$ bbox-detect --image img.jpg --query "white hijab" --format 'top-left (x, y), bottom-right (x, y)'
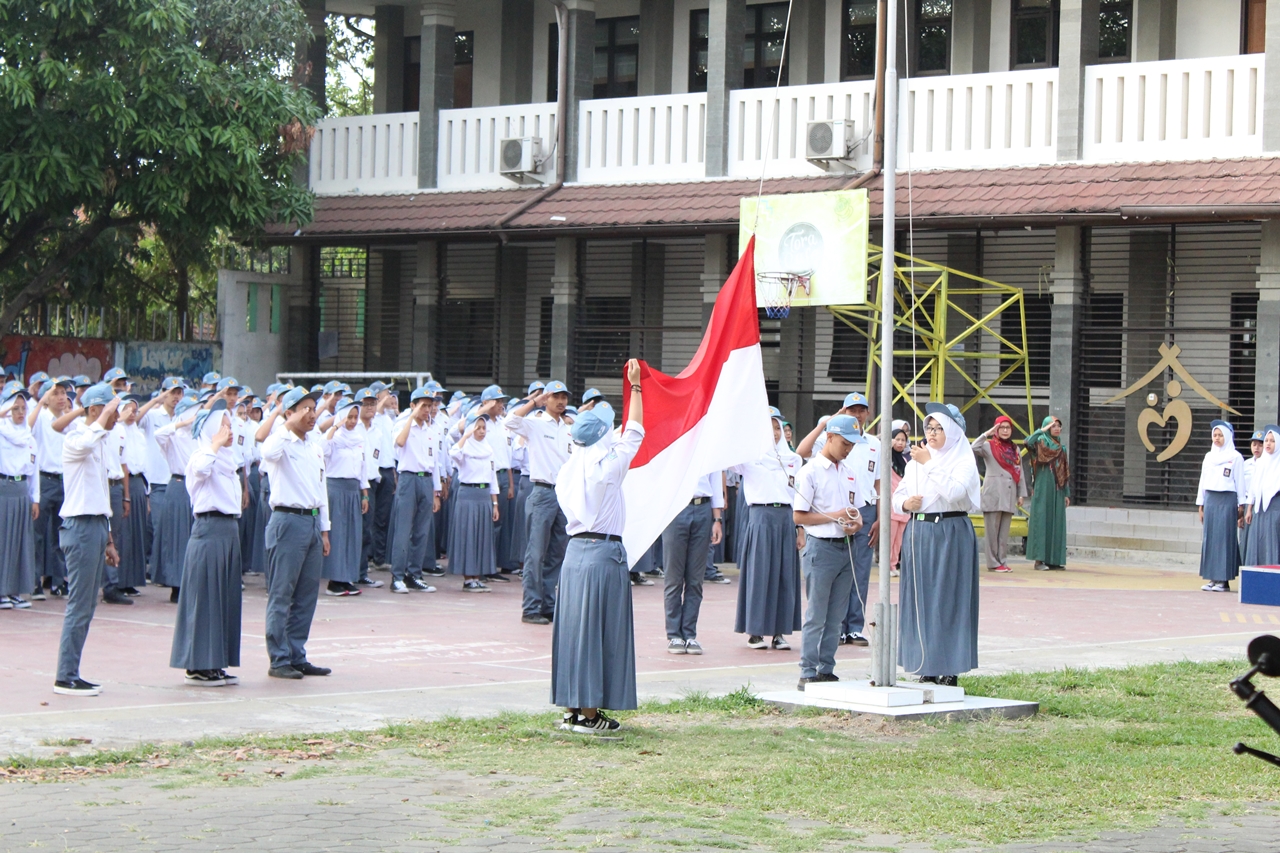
top-left (1252, 426), bottom-right (1280, 511)
top-left (555, 432), bottom-right (616, 532)
top-left (1198, 423), bottom-right (1242, 496)
top-left (911, 409), bottom-right (982, 513)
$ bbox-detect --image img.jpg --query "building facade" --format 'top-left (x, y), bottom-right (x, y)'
top-left (221, 0), bottom-right (1280, 512)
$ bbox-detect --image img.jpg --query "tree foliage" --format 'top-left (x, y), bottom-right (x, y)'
top-left (325, 15), bottom-right (374, 118)
top-left (0, 0), bottom-right (321, 333)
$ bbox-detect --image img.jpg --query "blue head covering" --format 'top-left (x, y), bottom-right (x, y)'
top-left (570, 402), bottom-right (615, 447)
top-left (193, 399), bottom-right (228, 441)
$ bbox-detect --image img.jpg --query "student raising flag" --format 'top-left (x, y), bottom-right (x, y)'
top-left (620, 237), bottom-right (774, 567)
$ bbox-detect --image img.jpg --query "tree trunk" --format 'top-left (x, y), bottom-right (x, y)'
top-left (176, 263), bottom-right (191, 340)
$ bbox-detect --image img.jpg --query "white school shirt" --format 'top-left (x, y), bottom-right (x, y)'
top-left (186, 431), bottom-right (242, 516)
top-left (892, 458), bottom-right (974, 514)
top-left (260, 427), bottom-right (331, 531)
top-left (60, 419), bottom-right (111, 518)
top-left (1244, 455), bottom-right (1259, 504)
top-left (139, 406), bottom-right (172, 486)
top-left (731, 443), bottom-right (802, 505)
top-left (505, 410), bottom-right (572, 484)
top-left (793, 454), bottom-right (861, 539)
top-left (511, 437), bottom-right (528, 473)
top-left (120, 422), bottom-right (149, 478)
top-left (33, 407), bottom-right (66, 474)
top-left (1197, 448), bottom-right (1247, 506)
top-left (104, 425), bottom-right (125, 480)
top-left (0, 417), bottom-right (39, 502)
top-left (692, 472), bottom-right (726, 509)
top-left (396, 417), bottom-right (444, 489)
top-left (556, 422), bottom-right (646, 537)
top-left (155, 420), bottom-right (195, 476)
top-left (846, 441), bottom-right (880, 507)
top-left (326, 422), bottom-right (370, 486)
top-left (486, 417), bottom-right (513, 470)
top-left (371, 412), bottom-right (397, 469)
top-left (450, 438), bottom-right (499, 494)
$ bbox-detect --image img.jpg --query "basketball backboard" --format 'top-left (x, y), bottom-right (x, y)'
top-left (739, 189), bottom-right (869, 313)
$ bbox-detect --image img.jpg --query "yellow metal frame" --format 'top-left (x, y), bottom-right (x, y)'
top-left (828, 244), bottom-right (1037, 438)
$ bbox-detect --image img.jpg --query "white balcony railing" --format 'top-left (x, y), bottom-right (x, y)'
top-left (727, 80), bottom-right (878, 179)
top-left (305, 55), bottom-right (1267, 196)
top-left (900, 69), bottom-right (1058, 170)
top-left (578, 93), bottom-right (707, 183)
top-left (309, 112), bottom-right (420, 195)
top-left (436, 103), bottom-right (559, 190)
top-left (1082, 54), bottom-right (1264, 162)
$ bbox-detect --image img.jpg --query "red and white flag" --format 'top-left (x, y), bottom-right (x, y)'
top-left (620, 237), bottom-right (774, 566)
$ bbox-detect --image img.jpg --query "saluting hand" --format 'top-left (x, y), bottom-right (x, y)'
top-left (211, 417), bottom-right (234, 451)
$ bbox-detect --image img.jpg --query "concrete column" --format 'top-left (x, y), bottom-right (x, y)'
top-left (411, 241), bottom-right (443, 374)
top-left (700, 233), bottom-right (730, 328)
top-left (563, 1), bottom-right (596, 182)
top-left (778, 308), bottom-right (817, 435)
top-left (497, 245), bottom-right (529, 390)
top-left (417, 2), bottom-right (456, 189)
top-left (550, 237), bottom-right (579, 385)
top-left (1133, 0), bottom-right (1176, 62)
top-left (631, 241), bottom-right (666, 364)
top-left (638, 0), bottom-right (675, 95)
top-left (1256, 220), bottom-right (1280, 425)
top-left (705, 0), bottom-right (746, 177)
top-left (951, 0), bottom-right (992, 74)
top-left (1122, 230), bottom-right (1169, 499)
top-left (373, 5), bottom-right (406, 114)
top-left (1049, 226), bottom-right (1088, 453)
top-left (500, 0), bottom-right (536, 105)
top-left (1264, 0), bottom-right (1280, 150)
top-left (298, 0), bottom-right (327, 113)
top-left (1056, 0), bottom-right (1100, 161)
top-left (786, 0), bottom-right (826, 84)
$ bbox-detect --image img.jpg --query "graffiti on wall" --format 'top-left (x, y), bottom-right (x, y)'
top-left (123, 342), bottom-right (221, 393)
top-left (0, 336), bottom-right (111, 384)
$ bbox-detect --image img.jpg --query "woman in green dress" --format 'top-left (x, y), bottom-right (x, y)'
top-left (1025, 415), bottom-right (1070, 570)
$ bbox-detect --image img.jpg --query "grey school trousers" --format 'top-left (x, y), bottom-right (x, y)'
top-left (663, 501), bottom-right (714, 640)
top-left (264, 510), bottom-right (324, 670)
top-left (523, 483), bottom-right (568, 618)
top-left (801, 535), bottom-right (854, 680)
top-left (56, 515), bottom-right (110, 683)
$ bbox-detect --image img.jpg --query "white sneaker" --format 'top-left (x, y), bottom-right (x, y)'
top-left (747, 635), bottom-right (769, 649)
top-left (771, 635), bottom-right (790, 650)
top-left (684, 639), bottom-right (703, 655)
top-left (10, 597), bottom-right (31, 610)
top-left (0, 596), bottom-right (11, 610)
top-left (667, 638), bottom-right (687, 654)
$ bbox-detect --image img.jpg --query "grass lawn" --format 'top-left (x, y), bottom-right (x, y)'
top-left (5, 661), bottom-right (1279, 850)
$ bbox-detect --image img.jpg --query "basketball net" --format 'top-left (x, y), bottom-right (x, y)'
top-left (756, 270), bottom-right (813, 319)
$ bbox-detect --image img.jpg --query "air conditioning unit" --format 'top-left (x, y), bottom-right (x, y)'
top-left (499, 137), bottom-right (544, 183)
top-left (805, 120), bottom-right (857, 167)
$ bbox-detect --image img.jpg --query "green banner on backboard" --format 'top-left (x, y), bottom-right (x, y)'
top-left (739, 189), bottom-right (869, 309)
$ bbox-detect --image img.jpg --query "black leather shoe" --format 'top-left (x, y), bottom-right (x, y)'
top-left (295, 662), bottom-right (331, 676)
top-left (169, 587), bottom-right (180, 603)
top-left (268, 666), bottom-right (303, 679)
top-left (522, 614), bottom-right (551, 625)
top-left (122, 587), bottom-right (141, 596)
top-left (938, 675), bottom-right (959, 687)
top-left (797, 677), bottom-right (817, 692)
top-left (918, 675), bottom-right (939, 684)
top-left (816, 672), bottom-right (840, 682)
top-left (102, 588), bottom-right (133, 605)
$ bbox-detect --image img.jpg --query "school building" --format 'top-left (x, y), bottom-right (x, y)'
top-left (223, 0), bottom-right (1280, 533)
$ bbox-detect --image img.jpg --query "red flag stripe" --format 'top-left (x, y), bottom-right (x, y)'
top-left (623, 237), bottom-right (760, 468)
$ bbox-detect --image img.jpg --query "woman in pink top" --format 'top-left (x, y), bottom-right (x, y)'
top-left (888, 427), bottom-right (911, 576)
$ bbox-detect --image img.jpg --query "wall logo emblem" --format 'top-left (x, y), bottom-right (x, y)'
top-left (1102, 343), bottom-right (1239, 462)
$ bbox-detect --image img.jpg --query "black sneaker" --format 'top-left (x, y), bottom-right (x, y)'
top-left (747, 635), bottom-right (768, 649)
top-left (103, 588), bottom-right (133, 605)
top-left (268, 665), bottom-right (303, 679)
top-left (423, 568), bottom-right (446, 578)
top-left (54, 678), bottom-right (101, 696)
top-left (295, 662), bottom-right (331, 676)
top-left (845, 633), bottom-right (869, 647)
top-left (31, 585), bottom-right (46, 601)
top-left (404, 577), bottom-right (436, 592)
top-left (184, 669), bottom-right (226, 687)
top-left (938, 675), bottom-right (959, 687)
top-left (571, 711), bottom-right (621, 734)
top-left (169, 587), bottom-right (180, 603)
top-left (816, 672), bottom-right (840, 682)
top-left (559, 710), bottom-right (578, 730)
top-left (485, 573), bottom-right (511, 583)
top-left (522, 614), bottom-right (551, 625)
top-left (355, 577), bottom-right (384, 588)
top-left (706, 573), bottom-right (731, 584)
top-left (797, 677), bottom-right (817, 692)
top-left (51, 582), bottom-right (68, 598)
top-left (122, 587), bottom-right (141, 596)
top-left (462, 580), bottom-right (490, 593)
top-left (630, 573), bottom-right (654, 586)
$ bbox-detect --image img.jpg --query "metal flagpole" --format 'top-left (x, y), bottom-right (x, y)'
top-left (871, 0), bottom-right (899, 688)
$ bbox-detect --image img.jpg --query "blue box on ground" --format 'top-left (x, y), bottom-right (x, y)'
top-left (1240, 565), bottom-right (1280, 606)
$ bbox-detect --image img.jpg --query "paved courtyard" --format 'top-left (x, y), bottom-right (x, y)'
top-left (2, 556), bottom-right (1278, 852)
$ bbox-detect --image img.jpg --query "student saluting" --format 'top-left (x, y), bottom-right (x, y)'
top-left (258, 386), bottom-right (333, 680)
top-left (0, 381), bottom-right (38, 611)
top-left (389, 385), bottom-right (444, 594)
top-left (170, 400), bottom-right (243, 686)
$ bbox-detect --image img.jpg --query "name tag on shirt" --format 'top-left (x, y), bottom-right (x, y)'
top-left (30, 454), bottom-right (35, 463)
top-left (787, 475), bottom-right (795, 488)
top-left (373, 449), bottom-right (380, 459)
top-left (238, 435), bottom-right (244, 445)
top-left (868, 460), bottom-right (875, 473)
top-left (1224, 467), bottom-right (1232, 477)
top-left (850, 491), bottom-right (857, 505)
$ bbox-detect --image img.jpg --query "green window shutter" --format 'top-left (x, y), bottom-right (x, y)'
top-left (270, 285), bottom-right (282, 334)
top-left (246, 283), bottom-right (259, 333)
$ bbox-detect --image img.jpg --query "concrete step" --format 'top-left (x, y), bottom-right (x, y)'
top-left (1065, 533), bottom-right (1200, 553)
top-left (1066, 545), bottom-right (1200, 568)
top-left (1069, 522), bottom-right (1202, 542)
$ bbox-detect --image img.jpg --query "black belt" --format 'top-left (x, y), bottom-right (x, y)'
top-left (109, 478), bottom-right (123, 485)
top-left (751, 502), bottom-right (789, 508)
top-left (0, 474), bottom-right (26, 483)
top-left (170, 474), bottom-right (185, 481)
top-left (811, 534), bottom-right (855, 543)
top-left (197, 510), bottom-right (235, 519)
top-left (912, 510), bottom-right (968, 522)
top-left (533, 481), bottom-right (554, 488)
top-left (274, 505), bottom-right (320, 516)
top-left (496, 468), bottom-right (510, 474)
top-left (235, 466), bottom-right (245, 474)
top-left (690, 496), bottom-right (711, 506)
top-left (404, 471), bottom-right (431, 477)
top-left (40, 471), bottom-right (61, 479)
top-left (461, 482), bottom-right (489, 489)
top-left (572, 532), bottom-right (622, 542)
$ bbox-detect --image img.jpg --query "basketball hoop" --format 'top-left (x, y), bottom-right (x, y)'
top-left (756, 270), bottom-right (813, 319)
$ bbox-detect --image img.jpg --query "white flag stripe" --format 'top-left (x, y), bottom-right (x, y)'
top-left (621, 344), bottom-right (774, 566)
